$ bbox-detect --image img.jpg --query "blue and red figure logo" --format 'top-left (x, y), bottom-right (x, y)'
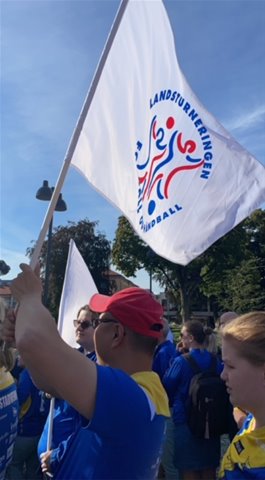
top-left (137, 114), bottom-right (205, 216)
top-left (134, 94), bottom-right (213, 233)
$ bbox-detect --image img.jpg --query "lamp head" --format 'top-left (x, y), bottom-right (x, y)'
top-left (36, 180), bottom-right (52, 201)
top-left (55, 193), bottom-right (67, 212)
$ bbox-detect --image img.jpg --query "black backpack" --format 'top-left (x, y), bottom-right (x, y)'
top-left (184, 353), bottom-right (230, 439)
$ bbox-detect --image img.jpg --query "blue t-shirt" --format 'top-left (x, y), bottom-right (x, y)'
top-left (219, 414), bottom-right (265, 479)
top-left (38, 398), bottom-right (81, 471)
top-left (0, 369), bottom-right (18, 480)
top-left (38, 349), bottom-right (96, 473)
top-left (152, 340), bottom-right (179, 381)
top-left (17, 368), bottom-right (50, 437)
top-left (163, 348), bottom-right (223, 423)
top-left (54, 366), bottom-right (169, 480)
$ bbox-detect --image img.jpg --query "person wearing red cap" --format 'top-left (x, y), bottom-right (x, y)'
top-left (4, 264), bottom-right (170, 480)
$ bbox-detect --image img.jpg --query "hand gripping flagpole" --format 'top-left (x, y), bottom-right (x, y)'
top-left (30, 0), bottom-right (129, 270)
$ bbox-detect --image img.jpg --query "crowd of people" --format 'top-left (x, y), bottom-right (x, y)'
top-left (0, 263), bottom-right (264, 479)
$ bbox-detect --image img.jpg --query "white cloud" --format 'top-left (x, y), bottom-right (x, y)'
top-left (223, 105), bottom-right (265, 133)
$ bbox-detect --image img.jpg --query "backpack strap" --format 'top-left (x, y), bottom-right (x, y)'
top-left (184, 353), bottom-right (218, 374)
top-left (209, 354), bottom-right (218, 373)
top-left (184, 353), bottom-right (202, 374)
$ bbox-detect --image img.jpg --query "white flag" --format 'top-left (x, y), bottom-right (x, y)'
top-left (71, 0), bottom-right (265, 265)
top-left (57, 239), bottom-right (98, 347)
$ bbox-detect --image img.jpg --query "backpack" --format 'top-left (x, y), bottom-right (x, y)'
top-left (184, 353), bottom-right (230, 439)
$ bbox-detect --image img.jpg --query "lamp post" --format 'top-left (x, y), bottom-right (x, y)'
top-left (147, 249), bottom-right (156, 293)
top-left (36, 180), bottom-right (67, 306)
top-left (149, 265), bottom-right (153, 293)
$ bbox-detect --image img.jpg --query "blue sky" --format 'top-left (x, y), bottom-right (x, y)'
top-left (1, 0), bottom-right (265, 292)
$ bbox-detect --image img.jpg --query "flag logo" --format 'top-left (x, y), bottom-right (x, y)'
top-left (135, 89), bottom-right (213, 233)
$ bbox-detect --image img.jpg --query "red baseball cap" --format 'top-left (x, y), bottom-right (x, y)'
top-left (89, 287), bottom-right (164, 338)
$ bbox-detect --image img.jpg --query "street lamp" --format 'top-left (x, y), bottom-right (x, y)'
top-left (36, 180), bottom-right (67, 306)
top-left (146, 249), bottom-right (156, 293)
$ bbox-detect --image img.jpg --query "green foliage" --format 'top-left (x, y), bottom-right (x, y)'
top-left (27, 219), bottom-right (111, 319)
top-left (225, 256), bottom-right (265, 312)
top-left (112, 217), bottom-right (145, 276)
top-left (112, 216), bottom-right (206, 322)
top-left (201, 209), bottom-right (265, 312)
top-left (112, 210), bottom-right (265, 319)
top-left (200, 221), bottom-right (248, 301)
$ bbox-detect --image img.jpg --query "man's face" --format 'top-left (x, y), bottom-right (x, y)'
top-left (94, 313), bottom-right (121, 365)
top-left (75, 309), bottom-right (95, 352)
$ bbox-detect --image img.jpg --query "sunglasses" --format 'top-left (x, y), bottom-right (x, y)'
top-left (73, 319), bottom-right (93, 329)
top-left (91, 318), bottom-right (119, 329)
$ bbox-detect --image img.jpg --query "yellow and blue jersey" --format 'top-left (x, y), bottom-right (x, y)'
top-left (219, 414), bottom-right (265, 479)
top-left (0, 368), bottom-right (18, 480)
top-left (54, 366), bottom-right (169, 479)
top-left (17, 368), bottom-right (50, 436)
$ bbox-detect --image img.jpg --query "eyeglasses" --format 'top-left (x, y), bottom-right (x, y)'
top-left (92, 318), bottom-right (119, 329)
top-left (73, 319), bottom-right (93, 329)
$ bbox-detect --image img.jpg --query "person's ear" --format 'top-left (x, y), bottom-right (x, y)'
top-left (112, 324), bottom-right (125, 346)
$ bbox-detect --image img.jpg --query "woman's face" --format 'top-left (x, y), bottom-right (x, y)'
top-left (221, 338), bottom-right (265, 414)
top-left (180, 326), bottom-right (193, 350)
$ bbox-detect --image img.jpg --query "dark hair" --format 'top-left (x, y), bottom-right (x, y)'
top-left (184, 320), bottom-right (213, 346)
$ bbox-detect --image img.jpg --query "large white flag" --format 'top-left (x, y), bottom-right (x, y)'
top-left (71, 0), bottom-right (265, 265)
top-left (57, 239), bottom-right (98, 347)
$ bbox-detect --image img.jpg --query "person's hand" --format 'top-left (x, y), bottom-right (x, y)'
top-left (40, 450), bottom-right (52, 474)
top-left (2, 309), bottom-right (16, 347)
top-left (10, 263), bottom-right (42, 303)
top-left (176, 340), bottom-right (189, 354)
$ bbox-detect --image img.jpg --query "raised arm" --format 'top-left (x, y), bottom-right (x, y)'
top-left (9, 264), bottom-right (97, 420)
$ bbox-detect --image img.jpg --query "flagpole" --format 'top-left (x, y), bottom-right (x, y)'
top-left (46, 396), bottom-right (55, 451)
top-left (30, 0), bottom-right (129, 269)
top-left (45, 238), bottom-right (72, 452)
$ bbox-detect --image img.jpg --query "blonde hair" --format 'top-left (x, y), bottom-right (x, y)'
top-left (0, 298), bottom-right (16, 371)
top-left (205, 331), bottom-right (218, 355)
top-left (221, 311), bottom-right (265, 365)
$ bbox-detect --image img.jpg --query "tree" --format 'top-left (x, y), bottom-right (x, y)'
top-left (112, 216), bottom-right (205, 322)
top-left (199, 222), bottom-right (248, 309)
top-left (200, 209), bottom-right (265, 313)
top-left (27, 219), bottom-right (111, 318)
top-left (112, 210), bottom-right (265, 320)
top-left (225, 257), bottom-right (264, 312)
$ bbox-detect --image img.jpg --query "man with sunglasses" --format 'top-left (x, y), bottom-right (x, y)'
top-left (5, 263), bottom-right (170, 480)
top-left (74, 305), bottom-right (97, 359)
